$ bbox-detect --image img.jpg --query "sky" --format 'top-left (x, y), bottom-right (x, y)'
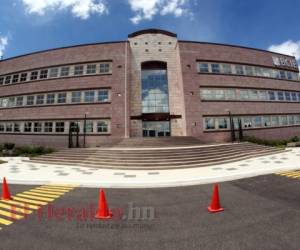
top-left (0, 0), bottom-right (299, 70)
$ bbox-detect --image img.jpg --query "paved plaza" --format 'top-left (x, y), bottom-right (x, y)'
top-left (0, 148), bottom-right (300, 188)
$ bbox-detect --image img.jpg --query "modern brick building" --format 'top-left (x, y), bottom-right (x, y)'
top-left (0, 29), bottom-right (299, 148)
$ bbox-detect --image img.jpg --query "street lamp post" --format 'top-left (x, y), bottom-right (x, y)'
top-left (226, 109), bottom-right (235, 143)
top-left (83, 113), bottom-right (87, 148)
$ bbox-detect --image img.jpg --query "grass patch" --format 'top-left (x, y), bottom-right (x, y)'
top-left (0, 160), bottom-right (6, 164)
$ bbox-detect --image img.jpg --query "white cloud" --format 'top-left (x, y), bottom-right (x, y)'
top-left (268, 40), bottom-right (300, 60)
top-left (128, 0), bottom-right (190, 24)
top-left (21, 0), bottom-right (108, 19)
top-left (0, 36), bottom-right (8, 58)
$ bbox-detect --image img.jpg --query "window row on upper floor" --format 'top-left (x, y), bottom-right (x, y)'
top-left (0, 120), bottom-right (110, 134)
top-left (204, 114), bottom-right (300, 131)
top-left (0, 62), bottom-right (112, 86)
top-left (197, 62), bottom-right (300, 81)
top-left (0, 89), bottom-right (110, 109)
top-left (200, 88), bottom-right (300, 102)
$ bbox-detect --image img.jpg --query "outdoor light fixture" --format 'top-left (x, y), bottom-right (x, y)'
top-left (83, 112), bottom-right (90, 148)
top-left (225, 109), bottom-right (235, 142)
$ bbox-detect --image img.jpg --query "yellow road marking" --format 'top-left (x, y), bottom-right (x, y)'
top-left (40, 187), bottom-right (72, 192)
top-left (24, 191), bottom-right (60, 199)
top-left (289, 173), bottom-right (300, 178)
top-left (41, 186), bottom-right (74, 191)
top-left (17, 194), bottom-right (54, 202)
top-left (282, 172), bottom-right (300, 177)
top-left (40, 189), bottom-right (72, 193)
top-left (49, 184), bottom-right (78, 188)
top-left (33, 188), bottom-right (66, 195)
top-left (0, 203), bottom-right (32, 215)
top-left (277, 172), bottom-right (292, 176)
top-left (278, 171), bottom-right (299, 175)
top-left (12, 196), bottom-right (47, 206)
top-left (0, 218), bottom-right (13, 226)
top-left (44, 184), bottom-right (75, 188)
top-left (1, 200), bottom-right (40, 210)
top-left (0, 209), bottom-right (24, 220)
top-left (0, 184), bottom-right (77, 231)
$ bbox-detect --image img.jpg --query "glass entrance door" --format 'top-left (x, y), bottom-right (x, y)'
top-left (143, 121), bottom-right (170, 137)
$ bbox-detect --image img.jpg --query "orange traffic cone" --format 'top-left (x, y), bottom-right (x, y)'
top-left (2, 177), bottom-right (12, 200)
top-left (208, 184), bottom-right (224, 213)
top-left (95, 189), bottom-right (113, 219)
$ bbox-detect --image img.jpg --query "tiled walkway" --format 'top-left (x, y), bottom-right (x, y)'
top-left (1, 148), bottom-right (300, 188)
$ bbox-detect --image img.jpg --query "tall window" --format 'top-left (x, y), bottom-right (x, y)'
top-left (141, 62), bottom-right (169, 113)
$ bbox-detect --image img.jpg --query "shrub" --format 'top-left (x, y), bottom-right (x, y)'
top-left (4, 143), bottom-right (15, 150)
top-left (13, 146), bottom-right (54, 157)
top-left (242, 135), bottom-right (299, 148)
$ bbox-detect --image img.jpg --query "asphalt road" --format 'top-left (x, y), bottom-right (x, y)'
top-left (0, 174), bottom-right (299, 250)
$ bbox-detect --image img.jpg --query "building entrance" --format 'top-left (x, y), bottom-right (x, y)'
top-left (143, 121), bottom-right (170, 137)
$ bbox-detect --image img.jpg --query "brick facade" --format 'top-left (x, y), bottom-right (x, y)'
top-left (0, 29), bottom-right (299, 148)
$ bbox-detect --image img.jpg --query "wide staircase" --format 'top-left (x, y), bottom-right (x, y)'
top-left (24, 138), bottom-right (286, 170)
top-left (109, 136), bottom-right (209, 148)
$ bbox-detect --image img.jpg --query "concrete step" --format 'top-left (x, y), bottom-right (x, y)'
top-left (30, 147), bottom-right (281, 163)
top-left (25, 142), bottom-right (285, 170)
top-left (26, 148), bottom-right (282, 167)
top-left (26, 150), bottom-right (282, 170)
top-left (43, 143), bottom-right (271, 157)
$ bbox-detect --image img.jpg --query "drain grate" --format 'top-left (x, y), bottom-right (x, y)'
top-left (124, 175), bottom-right (136, 178)
top-left (114, 172), bottom-right (125, 175)
top-left (212, 167), bottom-right (222, 170)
